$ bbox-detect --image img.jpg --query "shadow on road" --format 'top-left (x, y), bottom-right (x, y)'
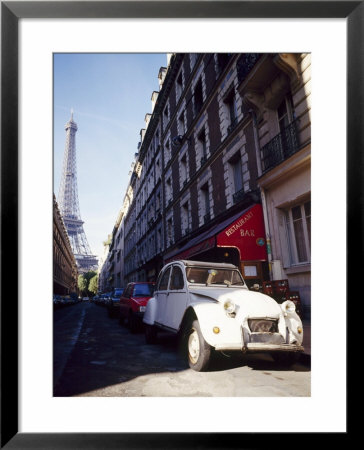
top-left (54, 303), bottom-right (309, 397)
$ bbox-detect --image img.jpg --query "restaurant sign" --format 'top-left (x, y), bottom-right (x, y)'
top-left (217, 204), bottom-right (267, 261)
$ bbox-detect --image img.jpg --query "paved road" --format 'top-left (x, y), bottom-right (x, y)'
top-left (54, 302), bottom-right (311, 397)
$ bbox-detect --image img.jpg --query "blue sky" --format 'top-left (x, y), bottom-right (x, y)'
top-left (53, 53), bottom-right (167, 261)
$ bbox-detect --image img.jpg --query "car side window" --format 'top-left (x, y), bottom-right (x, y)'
top-left (124, 286), bottom-right (132, 298)
top-left (158, 267), bottom-right (171, 291)
top-left (170, 266), bottom-right (185, 290)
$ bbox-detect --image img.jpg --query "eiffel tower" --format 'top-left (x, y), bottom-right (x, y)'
top-left (57, 110), bottom-right (98, 273)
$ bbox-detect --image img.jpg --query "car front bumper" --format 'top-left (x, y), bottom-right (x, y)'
top-left (214, 342), bottom-right (304, 352)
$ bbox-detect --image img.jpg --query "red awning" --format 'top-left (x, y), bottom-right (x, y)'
top-left (165, 203), bottom-right (267, 263)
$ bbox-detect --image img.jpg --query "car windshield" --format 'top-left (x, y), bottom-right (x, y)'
top-left (186, 267), bottom-right (245, 286)
top-left (113, 289), bottom-right (124, 297)
top-left (132, 284), bottom-right (155, 297)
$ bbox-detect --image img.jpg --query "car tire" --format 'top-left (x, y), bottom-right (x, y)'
top-left (271, 352), bottom-right (300, 366)
top-left (187, 320), bottom-right (211, 372)
top-left (145, 324), bottom-right (158, 344)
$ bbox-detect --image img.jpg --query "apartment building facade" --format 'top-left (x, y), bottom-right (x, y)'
top-left (120, 52), bottom-right (311, 318)
top-left (53, 195), bottom-right (78, 295)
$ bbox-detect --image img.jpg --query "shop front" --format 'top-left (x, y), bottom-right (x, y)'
top-left (165, 203), bottom-right (269, 288)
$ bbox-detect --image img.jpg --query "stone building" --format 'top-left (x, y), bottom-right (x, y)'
top-left (120, 53), bottom-right (311, 318)
top-left (238, 53), bottom-right (311, 318)
top-left (97, 235), bottom-right (111, 293)
top-left (53, 195), bottom-right (78, 295)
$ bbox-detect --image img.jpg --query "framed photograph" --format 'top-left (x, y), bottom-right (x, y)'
top-left (2, 1), bottom-right (357, 447)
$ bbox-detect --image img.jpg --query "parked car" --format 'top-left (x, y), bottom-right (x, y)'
top-left (143, 260), bottom-right (304, 371)
top-left (261, 280), bottom-right (302, 317)
top-left (107, 287), bottom-right (124, 317)
top-left (119, 282), bottom-right (155, 332)
top-left (53, 295), bottom-right (62, 308)
top-left (82, 296), bottom-right (89, 302)
top-left (103, 292), bottom-right (112, 306)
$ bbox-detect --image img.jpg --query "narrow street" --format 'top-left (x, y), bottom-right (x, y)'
top-left (54, 302), bottom-right (311, 397)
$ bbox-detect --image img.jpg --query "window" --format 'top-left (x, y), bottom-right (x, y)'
top-left (167, 217), bottom-right (173, 247)
top-left (190, 53), bottom-right (199, 70)
top-left (158, 267), bottom-right (171, 291)
top-left (216, 53), bottom-right (232, 76)
top-left (178, 112), bottom-right (185, 136)
top-left (194, 78), bottom-right (203, 116)
top-left (156, 191), bottom-right (161, 211)
top-left (170, 266), bottom-right (185, 290)
top-left (225, 90), bottom-right (238, 133)
top-left (133, 283), bottom-right (155, 297)
top-left (285, 200), bottom-right (311, 265)
top-left (201, 183), bottom-right (210, 223)
top-left (181, 202), bottom-right (190, 235)
top-left (163, 104), bottom-right (169, 129)
top-left (176, 71), bottom-right (183, 101)
top-left (230, 155), bottom-right (243, 195)
top-left (180, 154), bottom-right (188, 187)
top-left (166, 177), bottom-right (172, 204)
top-left (157, 227), bottom-right (162, 252)
top-left (278, 94), bottom-right (295, 133)
top-left (164, 139), bottom-right (171, 163)
top-left (198, 129), bottom-right (207, 166)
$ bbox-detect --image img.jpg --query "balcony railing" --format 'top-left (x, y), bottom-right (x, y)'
top-left (237, 53), bottom-right (261, 85)
top-left (261, 119), bottom-right (300, 173)
top-left (233, 187), bottom-right (246, 204)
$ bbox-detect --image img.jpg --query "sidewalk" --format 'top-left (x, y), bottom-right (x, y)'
top-left (300, 319), bottom-right (311, 365)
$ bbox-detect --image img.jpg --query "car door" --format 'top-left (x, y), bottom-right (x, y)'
top-left (120, 285), bottom-right (132, 318)
top-left (163, 264), bottom-right (188, 330)
top-left (155, 266), bottom-right (172, 326)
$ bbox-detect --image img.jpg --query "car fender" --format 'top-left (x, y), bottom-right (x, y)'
top-left (143, 297), bottom-right (157, 325)
top-left (191, 302), bottom-right (243, 349)
top-left (283, 311), bottom-right (304, 345)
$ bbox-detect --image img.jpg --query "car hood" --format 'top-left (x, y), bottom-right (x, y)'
top-left (188, 287), bottom-right (282, 317)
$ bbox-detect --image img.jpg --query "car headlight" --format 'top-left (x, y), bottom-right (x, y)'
top-left (224, 299), bottom-right (236, 314)
top-left (281, 300), bottom-right (296, 314)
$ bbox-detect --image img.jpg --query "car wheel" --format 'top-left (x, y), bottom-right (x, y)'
top-left (145, 324), bottom-right (158, 344)
top-left (187, 320), bottom-right (211, 372)
top-left (271, 352), bottom-right (300, 366)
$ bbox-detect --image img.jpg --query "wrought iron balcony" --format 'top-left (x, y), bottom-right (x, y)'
top-left (237, 53), bottom-right (261, 84)
top-left (261, 119), bottom-right (300, 173)
top-left (233, 187), bottom-right (246, 204)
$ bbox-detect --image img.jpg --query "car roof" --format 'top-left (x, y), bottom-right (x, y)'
top-left (127, 281), bottom-right (155, 285)
top-left (175, 260), bottom-right (238, 270)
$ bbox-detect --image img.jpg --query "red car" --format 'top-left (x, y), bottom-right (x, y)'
top-left (119, 282), bottom-right (155, 332)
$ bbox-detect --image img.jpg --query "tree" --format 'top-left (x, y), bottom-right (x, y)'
top-left (78, 274), bottom-right (87, 295)
top-left (78, 271), bottom-right (97, 296)
top-left (89, 275), bottom-right (98, 295)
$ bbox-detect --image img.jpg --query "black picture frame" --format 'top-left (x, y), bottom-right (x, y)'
top-left (1, 1), bottom-right (356, 448)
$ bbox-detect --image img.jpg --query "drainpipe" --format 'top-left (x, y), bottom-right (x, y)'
top-left (249, 109), bottom-right (273, 280)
